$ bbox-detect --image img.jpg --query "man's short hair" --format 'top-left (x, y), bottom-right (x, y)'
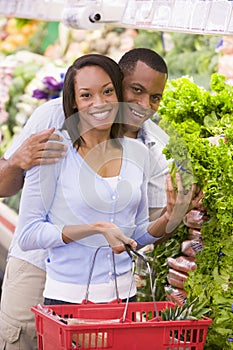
top-left (119, 48), bottom-right (168, 77)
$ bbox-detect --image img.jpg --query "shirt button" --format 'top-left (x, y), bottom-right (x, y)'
top-left (107, 254), bottom-right (111, 258)
top-left (109, 272), bottom-right (112, 276)
top-left (110, 218), bottom-right (114, 223)
top-left (112, 195), bottom-right (116, 200)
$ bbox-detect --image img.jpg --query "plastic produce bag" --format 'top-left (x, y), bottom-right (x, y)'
top-left (167, 256), bottom-right (197, 273)
top-left (183, 210), bottom-right (208, 229)
top-left (181, 240), bottom-right (203, 257)
top-left (188, 228), bottom-right (202, 241)
top-left (167, 268), bottom-right (188, 289)
top-left (165, 285), bottom-right (187, 306)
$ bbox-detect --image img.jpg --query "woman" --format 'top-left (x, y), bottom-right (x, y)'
top-left (17, 54), bottom-right (189, 305)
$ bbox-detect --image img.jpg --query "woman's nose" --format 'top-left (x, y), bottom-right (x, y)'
top-left (93, 94), bottom-right (105, 106)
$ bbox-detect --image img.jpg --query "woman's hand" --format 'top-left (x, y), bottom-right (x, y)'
top-left (149, 173), bottom-right (194, 238)
top-left (92, 222), bottom-right (137, 254)
top-left (164, 173), bottom-right (194, 233)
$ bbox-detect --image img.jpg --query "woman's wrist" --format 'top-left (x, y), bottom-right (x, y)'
top-left (148, 212), bottom-right (170, 237)
top-left (90, 222), bottom-right (108, 236)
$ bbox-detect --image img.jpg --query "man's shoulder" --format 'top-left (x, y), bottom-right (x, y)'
top-left (142, 119), bottom-right (169, 147)
top-left (123, 136), bottom-right (149, 163)
top-left (123, 135), bottom-right (148, 150)
top-left (27, 97), bottom-right (64, 129)
top-left (32, 97), bottom-right (63, 116)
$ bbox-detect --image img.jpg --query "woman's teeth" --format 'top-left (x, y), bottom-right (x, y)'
top-left (92, 111), bottom-right (109, 119)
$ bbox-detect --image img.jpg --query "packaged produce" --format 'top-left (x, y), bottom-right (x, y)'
top-left (165, 285), bottom-right (187, 306)
top-left (181, 240), bottom-right (203, 257)
top-left (167, 268), bottom-right (188, 289)
top-left (183, 209), bottom-right (208, 229)
top-left (167, 255), bottom-right (197, 273)
top-left (188, 228), bottom-right (202, 240)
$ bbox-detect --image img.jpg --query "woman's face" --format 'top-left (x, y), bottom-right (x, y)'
top-left (74, 65), bottom-right (119, 132)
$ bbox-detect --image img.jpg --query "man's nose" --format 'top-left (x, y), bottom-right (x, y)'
top-left (137, 95), bottom-right (151, 109)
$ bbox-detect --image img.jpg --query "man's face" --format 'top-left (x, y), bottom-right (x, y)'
top-left (122, 60), bottom-right (167, 132)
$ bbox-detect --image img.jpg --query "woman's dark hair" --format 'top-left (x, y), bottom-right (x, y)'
top-left (62, 54), bottom-right (124, 148)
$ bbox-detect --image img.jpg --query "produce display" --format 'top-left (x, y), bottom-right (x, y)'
top-left (0, 52), bottom-right (64, 157)
top-left (0, 57), bottom-right (15, 156)
top-left (152, 73), bottom-right (233, 350)
top-left (136, 73), bottom-right (233, 349)
top-left (0, 17), bottom-right (39, 53)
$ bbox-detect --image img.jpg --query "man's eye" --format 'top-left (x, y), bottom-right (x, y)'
top-left (151, 96), bottom-right (161, 103)
top-left (132, 87), bottom-right (142, 93)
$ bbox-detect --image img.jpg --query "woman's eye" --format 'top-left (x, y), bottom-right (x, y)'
top-left (81, 93), bottom-right (91, 98)
top-left (104, 88), bottom-right (114, 95)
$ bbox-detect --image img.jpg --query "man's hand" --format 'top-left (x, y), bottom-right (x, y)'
top-left (9, 128), bottom-right (67, 170)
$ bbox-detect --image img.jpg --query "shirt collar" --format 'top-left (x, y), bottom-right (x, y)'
top-left (137, 119), bottom-right (169, 148)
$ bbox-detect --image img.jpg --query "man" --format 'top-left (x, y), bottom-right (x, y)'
top-left (0, 48), bottom-right (194, 350)
top-left (119, 48), bottom-right (170, 221)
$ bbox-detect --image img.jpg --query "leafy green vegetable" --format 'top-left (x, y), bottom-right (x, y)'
top-left (145, 73), bottom-right (233, 350)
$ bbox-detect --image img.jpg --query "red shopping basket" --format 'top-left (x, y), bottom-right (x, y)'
top-left (31, 300), bottom-right (212, 350)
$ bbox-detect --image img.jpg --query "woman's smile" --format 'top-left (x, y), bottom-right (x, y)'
top-left (89, 105), bottom-right (116, 121)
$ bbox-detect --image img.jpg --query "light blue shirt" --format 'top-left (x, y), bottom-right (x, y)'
top-left (17, 132), bottom-right (158, 285)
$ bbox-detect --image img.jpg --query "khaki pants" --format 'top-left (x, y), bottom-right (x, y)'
top-left (0, 257), bottom-right (46, 350)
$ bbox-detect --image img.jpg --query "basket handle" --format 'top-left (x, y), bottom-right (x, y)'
top-left (84, 244), bottom-right (159, 323)
top-left (122, 244), bottom-right (160, 322)
top-left (84, 245), bottom-right (120, 304)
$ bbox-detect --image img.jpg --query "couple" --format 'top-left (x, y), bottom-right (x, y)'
top-left (0, 49), bottom-right (198, 350)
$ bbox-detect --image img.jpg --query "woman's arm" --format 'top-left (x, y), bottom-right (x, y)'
top-left (62, 222), bottom-right (137, 254)
top-left (17, 160), bottom-right (64, 250)
top-left (17, 160), bottom-right (136, 254)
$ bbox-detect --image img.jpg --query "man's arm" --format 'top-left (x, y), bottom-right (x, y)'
top-left (0, 128), bottom-right (67, 197)
top-left (0, 157), bottom-right (24, 197)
